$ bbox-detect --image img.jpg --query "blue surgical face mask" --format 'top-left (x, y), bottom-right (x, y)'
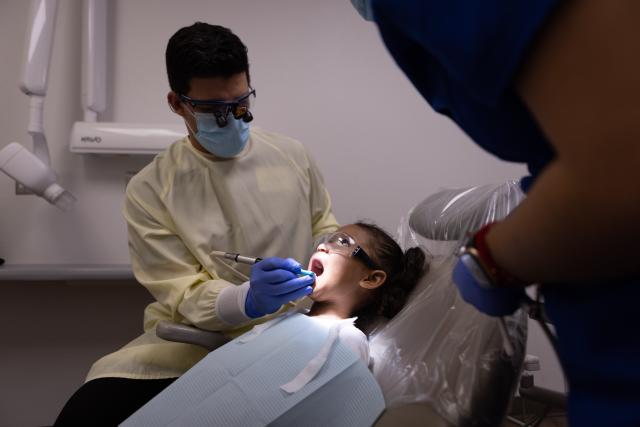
top-left (187, 111), bottom-right (250, 158)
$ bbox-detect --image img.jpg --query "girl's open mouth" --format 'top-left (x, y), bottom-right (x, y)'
top-left (311, 258), bottom-right (324, 277)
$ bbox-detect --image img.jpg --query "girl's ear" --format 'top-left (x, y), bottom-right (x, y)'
top-left (360, 270), bottom-right (386, 290)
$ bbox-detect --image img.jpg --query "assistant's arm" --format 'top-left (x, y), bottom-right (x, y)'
top-left (488, 0), bottom-right (640, 284)
top-left (124, 185), bottom-right (252, 332)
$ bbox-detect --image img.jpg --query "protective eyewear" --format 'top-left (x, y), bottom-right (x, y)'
top-left (179, 88), bottom-right (256, 127)
top-left (320, 232), bottom-right (381, 270)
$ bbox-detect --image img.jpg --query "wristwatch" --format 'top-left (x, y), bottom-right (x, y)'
top-left (457, 223), bottom-right (527, 289)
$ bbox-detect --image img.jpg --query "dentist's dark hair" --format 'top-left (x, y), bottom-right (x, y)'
top-left (352, 221), bottom-right (427, 332)
top-left (166, 22), bottom-right (250, 95)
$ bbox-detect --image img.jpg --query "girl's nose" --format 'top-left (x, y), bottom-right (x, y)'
top-left (316, 243), bottom-right (329, 253)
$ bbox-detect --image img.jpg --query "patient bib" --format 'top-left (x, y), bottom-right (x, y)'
top-left (122, 313), bottom-right (385, 427)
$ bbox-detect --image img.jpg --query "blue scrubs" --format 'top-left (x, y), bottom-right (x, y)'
top-left (370, 1), bottom-right (640, 425)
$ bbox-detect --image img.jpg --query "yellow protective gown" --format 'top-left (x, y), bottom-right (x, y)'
top-left (87, 127), bottom-right (338, 381)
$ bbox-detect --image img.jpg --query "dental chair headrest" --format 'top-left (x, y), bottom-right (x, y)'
top-left (408, 182), bottom-right (525, 243)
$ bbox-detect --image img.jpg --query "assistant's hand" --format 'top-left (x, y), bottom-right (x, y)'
top-left (245, 257), bottom-right (314, 318)
top-left (452, 258), bottom-right (525, 317)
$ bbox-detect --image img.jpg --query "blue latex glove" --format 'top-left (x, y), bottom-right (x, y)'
top-left (452, 258), bottom-right (526, 317)
top-left (245, 257), bottom-right (315, 318)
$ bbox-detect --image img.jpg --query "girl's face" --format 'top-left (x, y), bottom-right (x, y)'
top-left (307, 224), bottom-right (374, 303)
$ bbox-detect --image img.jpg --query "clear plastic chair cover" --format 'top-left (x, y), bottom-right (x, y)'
top-left (370, 181), bottom-right (528, 427)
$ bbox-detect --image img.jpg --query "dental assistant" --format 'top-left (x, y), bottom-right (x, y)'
top-left (55, 22), bottom-right (338, 425)
top-left (357, 1), bottom-right (640, 425)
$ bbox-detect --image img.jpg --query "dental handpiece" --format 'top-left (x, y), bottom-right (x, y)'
top-left (210, 251), bottom-right (315, 276)
top-left (212, 251), bottom-right (263, 265)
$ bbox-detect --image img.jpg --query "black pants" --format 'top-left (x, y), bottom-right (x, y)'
top-left (54, 377), bottom-right (177, 426)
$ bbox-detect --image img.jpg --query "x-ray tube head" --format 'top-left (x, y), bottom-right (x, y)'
top-left (0, 142), bottom-right (76, 211)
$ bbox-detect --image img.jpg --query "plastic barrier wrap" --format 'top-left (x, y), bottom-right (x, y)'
top-left (369, 181), bottom-right (528, 427)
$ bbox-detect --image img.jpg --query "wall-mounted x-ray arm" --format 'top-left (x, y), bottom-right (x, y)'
top-left (0, 0), bottom-right (76, 210)
top-left (0, 142), bottom-right (75, 210)
top-left (70, 0), bottom-right (184, 155)
top-left (82, 0), bottom-right (107, 122)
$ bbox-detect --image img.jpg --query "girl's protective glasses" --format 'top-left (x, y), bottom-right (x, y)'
top-left (320, 232), bottom-right (381, 270)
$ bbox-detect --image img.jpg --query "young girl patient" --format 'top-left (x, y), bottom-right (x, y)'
top-left (304, 221), bottom-right (427, 365)
top-left (123, 222), bottom-right (426, 426)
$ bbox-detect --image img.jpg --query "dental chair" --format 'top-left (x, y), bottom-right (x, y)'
top-left (157, 181), bottom-right (528, 427)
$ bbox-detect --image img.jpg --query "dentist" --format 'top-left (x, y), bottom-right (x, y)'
top-left (55, 22), bottom-right (338, 425)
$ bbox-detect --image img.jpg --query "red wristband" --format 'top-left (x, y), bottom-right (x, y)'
top-left (472, 223), bottom-right (527, 288)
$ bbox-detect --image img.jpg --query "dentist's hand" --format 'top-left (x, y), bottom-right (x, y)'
top-left (245, 257), bottom-right (314, 318)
